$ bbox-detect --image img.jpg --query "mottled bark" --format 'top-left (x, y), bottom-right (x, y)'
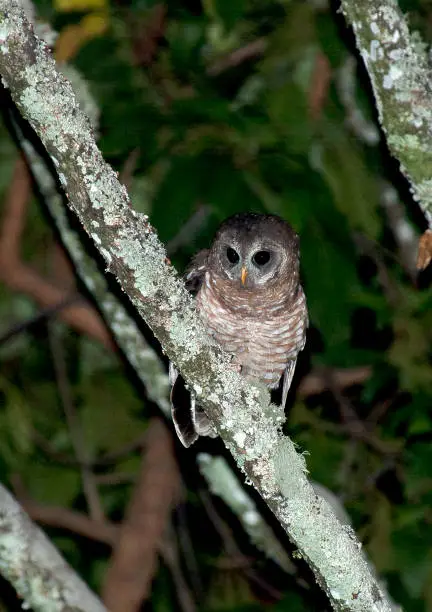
top-left (0, 3), bottom-right (394, 610)
top-left (341, 0), bottom-right (432, 229)
top-left (0, 484), bottom-right (106, 612)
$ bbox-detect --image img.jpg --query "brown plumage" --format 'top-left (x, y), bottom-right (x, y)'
top-left (170, 213), bottom-right (308, 447)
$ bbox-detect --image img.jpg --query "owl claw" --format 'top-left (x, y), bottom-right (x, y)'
top-left (229, 356), bottom-right (242, 374)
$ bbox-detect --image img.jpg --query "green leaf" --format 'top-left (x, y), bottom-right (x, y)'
top-left (392, 523), bottom-right (432, 598)
top-left (25, 463), bottom-right (81, 507)
top-left (317, 119), bottom-right (381, 238)
top-left (0, 378), bottom-right (33, 465)
top-left (80, 374), bottom-right (144, 454)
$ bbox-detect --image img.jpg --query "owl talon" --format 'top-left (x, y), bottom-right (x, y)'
top-left (229, 361), bottom-right (242, 375)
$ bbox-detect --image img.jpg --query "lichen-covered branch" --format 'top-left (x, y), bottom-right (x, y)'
top-left (0, 484), bottom-right (106, 612)
top-left (340, 0), bottom-right (432, 229)
top-left (0, 3), bottom-right (393, 610)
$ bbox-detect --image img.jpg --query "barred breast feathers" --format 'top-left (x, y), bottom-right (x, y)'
top-left (196, 272), bottom-right (307, 388)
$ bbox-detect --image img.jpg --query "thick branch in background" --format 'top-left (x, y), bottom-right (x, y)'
top-left (340, 0), bottom-right (432, 264)
top-left (0, 4), bottom-right (393, 611)
top-left (0, 156), bottom-right (111, 345)
top-left (0, 484), bottom-right (106, 612)
top-left (102, 419), bottom-right (181, 612)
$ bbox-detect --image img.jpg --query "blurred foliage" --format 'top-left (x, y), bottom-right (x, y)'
top-left (0, 0), bottom-right (431, 610)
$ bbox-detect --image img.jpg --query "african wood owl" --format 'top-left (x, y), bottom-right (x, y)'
top-left (170, 213), bottom-right (308, 447)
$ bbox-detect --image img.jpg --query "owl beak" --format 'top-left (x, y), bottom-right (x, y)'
top-left (240, 266), bottom-right (248, 286)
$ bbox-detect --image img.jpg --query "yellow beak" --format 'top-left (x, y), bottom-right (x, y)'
top-left (241, 266), bottom-right (248, 286)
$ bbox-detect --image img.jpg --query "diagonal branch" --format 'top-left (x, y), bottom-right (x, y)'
top-left (340, 0), bottom-right (432, 237)
top-left (0, 156), bottom-right (112, 346)
top-left (0, 4), bottom-right (393, 610)
top-left (0, 484), bottom-right (106, 612)
top-left (21, 496), bottom-right (196, 612)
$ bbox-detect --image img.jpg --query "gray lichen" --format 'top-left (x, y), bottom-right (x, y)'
top-left (0, 485), bottom-right (106, 612)
top-left (341, 0), bottom-right (432, 226)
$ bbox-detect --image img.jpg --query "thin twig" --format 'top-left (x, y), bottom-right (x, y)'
top-left (160, 530), bottom-right (197, 612)
top-left (119, 148), bottom-right (140, 193)
top-left (308, 51), bottom-right (331, 121)
top-left (0, 293), bottom-right (80, 346)
top-left (175, 498), bottom-right (204, 599)
top-left (94, 472), bottom-right (137, 486)
top-left (165, 205), bottom-right (212, 255)
top-left (21, 498), bottom-right (117, 546)
top-left (297, 365), bottom-right (371, 397)
top-left (32, 429), bottom-right (147, 468)
top-left (21, 494), bottom-right (197, 612)
top-left (326, 370), bottom-right (400, 456)
top-left (199, 491), bottom-right (283, 600)
top-left (48, 324), bottom-right (105, 523)
top-left (207, 38), bottom-right (267, 76)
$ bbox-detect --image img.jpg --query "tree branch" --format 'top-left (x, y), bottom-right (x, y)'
top-left (21, 496), bottom-right (197, 612)
top-left (0, 484), bottom-right (106, 612)
top-left (0, 156), bottom-right (111, 345)
top-left (0, 4), bottom-right (393, 610)
top-left (340, 0), bottom-right (432, 233)
top-left (102, 419), bottom-right (180, 612)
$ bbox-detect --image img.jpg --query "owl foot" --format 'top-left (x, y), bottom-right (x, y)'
top-left (229, 355), bottom-right (242, 375)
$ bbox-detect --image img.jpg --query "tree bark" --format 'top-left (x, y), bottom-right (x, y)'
top-left (341, 0), bottom-right (432, 230)
top-left (0, 484), bottom-right (106, 612)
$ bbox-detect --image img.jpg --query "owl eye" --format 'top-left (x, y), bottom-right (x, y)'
top-left (226, 247), bottom-right (240, 264)
top-left (253, 250), bottom-right (271, 266)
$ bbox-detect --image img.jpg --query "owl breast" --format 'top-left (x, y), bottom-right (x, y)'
top-left (196, 273), bottom-right (307, 388)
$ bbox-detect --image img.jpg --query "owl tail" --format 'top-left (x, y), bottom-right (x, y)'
top-left (169, 362), bottom-right (217, 447)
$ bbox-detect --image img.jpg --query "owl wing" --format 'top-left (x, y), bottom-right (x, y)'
top-left (170, 249), bottom-right (214, 447)
top-left (169, 362), bottom-right (199, 447)
top-left (281, 288), bottom-right (309, 408)
top-left (281, 359), bottom-right (297, 409)
top-left (184, 249), bottom-right (209, 294)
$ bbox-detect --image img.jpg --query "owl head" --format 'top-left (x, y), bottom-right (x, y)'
top-left (207, 213), bottom-right (300, 290)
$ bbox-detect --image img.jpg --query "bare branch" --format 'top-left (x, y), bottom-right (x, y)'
top-left (23, 496), bottom-right (197, 612)
top-left (21, 498), bottom-right (116, 546)
top-left (0, 156), bottom-right (112, 346)
top-left (207, 38), bottom-right (267, 76)
top-left (102, 419), bottom-right (180, 612)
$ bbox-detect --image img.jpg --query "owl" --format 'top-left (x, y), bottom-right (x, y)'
top-left (170, 213), bottom-right (308, 447)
